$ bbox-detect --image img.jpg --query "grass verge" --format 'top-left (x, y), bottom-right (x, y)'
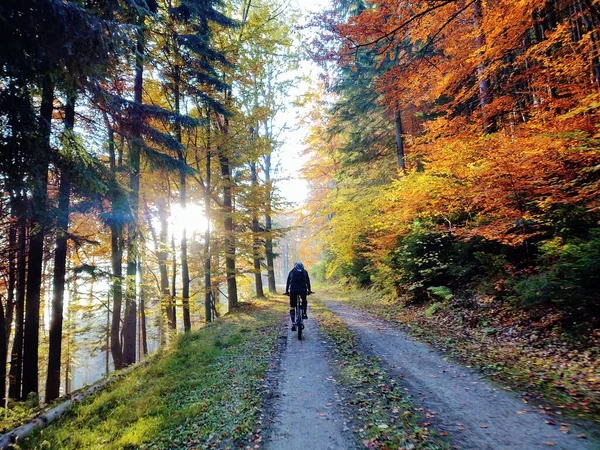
top-left (19, 297), bottom-right (287, 450)
top-left (313, 299), bottom-right (450, 450)
top-left (0, 403), bottom-right (41, 435)
top-left (321, 284), bottom-right (600, 426)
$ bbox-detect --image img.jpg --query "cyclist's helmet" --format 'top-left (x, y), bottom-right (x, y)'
top-left (294, 261), bottom-right (304, 271)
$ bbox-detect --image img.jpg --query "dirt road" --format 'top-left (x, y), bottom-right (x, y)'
top-left (263, 319), bottom-right (356, 450)
top-left (324, 299), bottom-right (599, 450)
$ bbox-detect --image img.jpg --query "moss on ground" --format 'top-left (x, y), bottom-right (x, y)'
top-left (20, 297), bottom-right (287, 450)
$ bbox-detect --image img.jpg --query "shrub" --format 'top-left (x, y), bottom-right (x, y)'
top-left (425, 301), bottom-right (445, 317)
top-left (383, 225), bottom-right (507, 300)
top-left (513, 229), bottom-right (600, 323)
top-left (311, 257), bottom-right (329, 282)
top-left (427, 286), bottom-right (453, 302)
top-left (386, 227), bottom-right (454, 299)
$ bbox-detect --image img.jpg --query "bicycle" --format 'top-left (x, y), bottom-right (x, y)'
top-left (291, 291), bottom-right (313, 340)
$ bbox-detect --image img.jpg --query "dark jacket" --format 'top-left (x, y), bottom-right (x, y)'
top-left (286, 268), bottom-right (311, 295)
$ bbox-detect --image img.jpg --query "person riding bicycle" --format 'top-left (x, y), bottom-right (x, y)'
top-left (285, 262), bottom-right (312, 331)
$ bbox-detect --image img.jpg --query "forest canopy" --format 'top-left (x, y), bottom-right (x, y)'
top-left (302, 0), bottom-right (600, 326)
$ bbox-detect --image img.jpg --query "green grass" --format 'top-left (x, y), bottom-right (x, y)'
top-left (20, 297), bottom-right (287, 450)
top-left (313, 299), bottom-right (449, 450)
top-left (0, 402), bottom-right (41, 435)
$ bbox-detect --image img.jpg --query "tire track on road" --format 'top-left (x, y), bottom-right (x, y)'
top-left (324, 299), bottom-right (599, 450)
top-left (264, 318), bottom-right (356, 450)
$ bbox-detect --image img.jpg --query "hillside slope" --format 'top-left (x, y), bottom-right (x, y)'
top-left (19, 299), bottom-right (286, 450)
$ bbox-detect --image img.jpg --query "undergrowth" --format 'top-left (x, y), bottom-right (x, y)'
top-left (0, 402), bottom-right (41, 435)
top-left (313, 299), bottom-right (449, 450)
top-left (19, 297), bottom-right (287, 450)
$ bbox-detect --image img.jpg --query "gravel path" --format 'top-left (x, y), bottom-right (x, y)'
top-left (264, 317), bottom-right (356, 450)
top-left (324, 299), bottom-right (599, 450)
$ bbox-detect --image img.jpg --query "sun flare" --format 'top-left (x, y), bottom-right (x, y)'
top-left (169, 204), bottom-right (208, 237)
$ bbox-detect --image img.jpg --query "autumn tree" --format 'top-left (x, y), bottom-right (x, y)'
top-left (0, 0), bottom-right (300, 408)
top-left (303, 0), bottom-right (600, 320)
top-left (154, 0), bottom-right (234, 331)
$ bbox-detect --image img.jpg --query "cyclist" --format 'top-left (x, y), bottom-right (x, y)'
top-left (285, 261), bottom-right (312, 331)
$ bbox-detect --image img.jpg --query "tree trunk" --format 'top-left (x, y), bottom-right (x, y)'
top-left (105, 113), bottom-right (124, 370)
top-left (110, 219), bottom-right (124, 369)
top-left (0, 299), bottom-right (6, 406)
top-left (250, 162), bottom-right (265, 298)
top-left (204, 119), bottom-right (213, 323)
top-left (3, 211), bottom-right (17, 405)
top-left (262, 125), bottom-right (276, 294)
top-left (180, 178), bottom-right (191, 330)
top-left (22, 76), bottom-right (53, 400)
top-left (138, 255), bottom-right (148, 357)
top-left (264, 212), bottom-right (276, 293)
top-left (123, 24), bottom-right (145, 366)
top-left (473, 0), bottom-right (494, 133)
top-left (105, 293), bottom-right (110, 376)
top-left (157, 199), bottom-right (174, 331)
top-left (171, 234), bottom-right (177, 329)
top-left (173, 69), bottom-right (191, 332)
top-left (9, 200), bottom-right (27, 400)
top-left (212, 239), bottom-right (220, 312)
top-left (6, 221), bottom-right (16, 348)
top-left (45, 94), bottom-right (75, 402)
top-left (65, 275), bottom-right (76, 395)
top-left (219, 150), bottom-right (238, 310)
top-left (394, 106), bottom-right (406, 172)
top-left (578, 0), bottom-right (600, 85)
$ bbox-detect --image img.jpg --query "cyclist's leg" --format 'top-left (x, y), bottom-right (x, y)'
top-left (301, 293), bottom-right (308, 318)
top-left (289, 292), bottom-right (298, 329)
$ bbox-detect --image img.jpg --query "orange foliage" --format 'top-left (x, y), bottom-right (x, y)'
top-left (303, 0), bottom-right (600, 277)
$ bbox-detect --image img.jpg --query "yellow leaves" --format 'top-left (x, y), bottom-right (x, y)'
top-left (303, 0), bottom-right (600, 271)
top-left (316, 121), bottom-right (599, 254)
top-left (559, 94), bottom-right (600, 120)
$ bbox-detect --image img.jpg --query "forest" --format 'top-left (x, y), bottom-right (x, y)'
top-left (0, 0), bottom-right (296, 410)
top-left (1, 0), bottom-right (600, 448)
top-left (303, 0), bottom-right (600, 328)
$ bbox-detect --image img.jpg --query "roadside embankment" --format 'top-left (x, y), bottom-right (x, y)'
top-left (15, 297), bottom-right (287, 450)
